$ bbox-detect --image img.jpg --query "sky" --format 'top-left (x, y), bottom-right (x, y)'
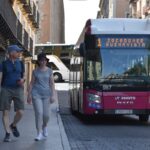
top-left (64, 0), bottom-right (100, 44)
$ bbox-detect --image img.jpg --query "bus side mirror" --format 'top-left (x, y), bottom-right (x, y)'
top-left (79, 43), bottom-right (85, 57)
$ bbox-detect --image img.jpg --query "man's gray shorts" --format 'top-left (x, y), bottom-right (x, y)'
top-left (0, 87), bottom-right (24, 111)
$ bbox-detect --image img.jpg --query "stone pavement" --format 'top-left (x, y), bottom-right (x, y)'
top-left (0, 100), bottom-right (71, 150)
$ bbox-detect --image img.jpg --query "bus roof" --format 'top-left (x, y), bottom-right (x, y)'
top-left (86, 18), bottom-right (150, 35)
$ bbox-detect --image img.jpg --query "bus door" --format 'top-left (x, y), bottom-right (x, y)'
top-left (70, 57), bottom-right (80, 111)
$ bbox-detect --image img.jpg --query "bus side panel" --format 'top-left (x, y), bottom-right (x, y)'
top-left (148, 92), bottom-right (150, 109)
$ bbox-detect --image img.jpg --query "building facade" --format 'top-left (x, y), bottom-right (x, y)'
top-left (0, 0), bottom-right (39, 96)
top-left (37, 0), bottom-right (65, 44)
top-left (129, 0), bottom-right (150, 18)
top-left (98, 0), bottom-right (129, 18)
top-left (98, 0), bottom-right (109, 18)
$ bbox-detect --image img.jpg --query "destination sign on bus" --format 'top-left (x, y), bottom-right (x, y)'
top-left (96, 36), bottom-right (150, 49)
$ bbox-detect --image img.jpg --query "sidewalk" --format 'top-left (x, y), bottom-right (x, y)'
top-left (0, 101), bottom-right (71, 150)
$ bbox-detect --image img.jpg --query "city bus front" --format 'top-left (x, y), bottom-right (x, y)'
top-left (82, 35), bottom-right (150, 122)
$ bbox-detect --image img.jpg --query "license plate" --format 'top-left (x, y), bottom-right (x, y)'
top-left (115, 109), bottom-right (133, 114)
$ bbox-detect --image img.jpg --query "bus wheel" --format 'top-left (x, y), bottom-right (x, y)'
top-left (54, 73), bottom-right (62, 82)
top-left (139, 115), bottom-right (149, 122)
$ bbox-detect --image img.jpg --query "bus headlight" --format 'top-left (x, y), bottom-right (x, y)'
top-left (87, 93), bottom-right (101, 103)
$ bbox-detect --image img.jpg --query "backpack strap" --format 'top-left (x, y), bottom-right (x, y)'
top-left (2, 60), bottom-right (24, 77)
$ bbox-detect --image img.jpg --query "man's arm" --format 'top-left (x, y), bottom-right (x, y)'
top-left (27, 71), bottom-right (35, 104)
top-left (21, 72), bottom-right (26, 82)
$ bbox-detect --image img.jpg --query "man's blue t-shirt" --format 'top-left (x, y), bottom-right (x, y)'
top-left (1, 59), bottom-right (24, 88)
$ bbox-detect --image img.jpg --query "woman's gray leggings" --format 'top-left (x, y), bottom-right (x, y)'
top-left (32, 95), bottom-right (50, 132)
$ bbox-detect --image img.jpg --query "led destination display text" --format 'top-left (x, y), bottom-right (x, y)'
top-left (96, 36), bottom-right (149, 49)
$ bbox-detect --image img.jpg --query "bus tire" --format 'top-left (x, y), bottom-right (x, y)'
top-left (139, 115), bottom-right (149, 122)
top-left (54, 73), bottom-right (62, 82)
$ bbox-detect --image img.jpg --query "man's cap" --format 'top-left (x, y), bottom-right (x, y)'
top-left (37, 53), bottom-right (49, 61)
top-left (7, 45), bottom-right (23, 53)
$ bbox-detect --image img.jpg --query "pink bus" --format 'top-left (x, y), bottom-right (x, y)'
top-left (69, 18), bottom-right (150, 122)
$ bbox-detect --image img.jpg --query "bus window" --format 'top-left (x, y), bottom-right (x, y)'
top-left (101, 49), bottom-right (149, 78)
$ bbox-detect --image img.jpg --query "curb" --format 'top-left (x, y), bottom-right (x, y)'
top-left (57, 113), bottom-right (71, 150)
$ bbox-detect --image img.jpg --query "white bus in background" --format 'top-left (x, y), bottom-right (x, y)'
top-left (46, 55), bottom-right (70, 82)
top-left (34, 44), bottom-right (74, 82)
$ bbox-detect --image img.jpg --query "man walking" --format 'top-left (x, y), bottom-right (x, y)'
top-left (0, 45), bottom-right (25, 142)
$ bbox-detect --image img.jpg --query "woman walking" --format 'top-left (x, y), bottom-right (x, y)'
top-left (27, 52), bottom-right (56, 141)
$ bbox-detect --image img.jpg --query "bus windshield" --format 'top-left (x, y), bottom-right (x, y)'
top-left (85, 48), bottom-right (150, 82)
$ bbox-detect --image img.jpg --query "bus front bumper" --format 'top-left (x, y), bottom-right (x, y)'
top-left (91, 109), bottom-right (150, 115)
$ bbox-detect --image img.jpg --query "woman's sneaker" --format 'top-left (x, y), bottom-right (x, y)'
top-left (43, 127), bottom-right (48, 137)
top-left (35, 132), bottom-right (45, 141)
top-left (3, 133), bottom-right (11, 142)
